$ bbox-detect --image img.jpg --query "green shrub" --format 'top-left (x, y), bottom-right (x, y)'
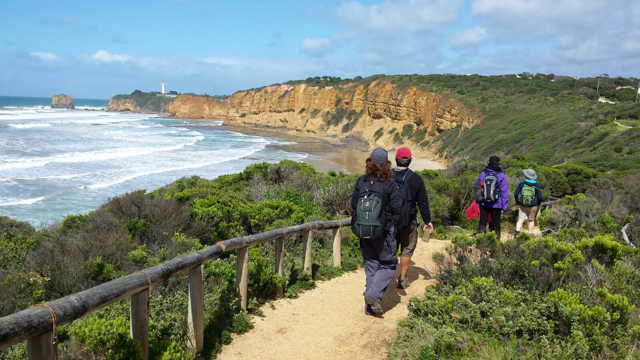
top-left (70, 317), bottom-right (142, 360)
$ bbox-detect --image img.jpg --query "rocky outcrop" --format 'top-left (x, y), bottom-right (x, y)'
top-left (51, 94), bottom-right (74, 109)
top-left (164, 80), bottom-right (480, 151)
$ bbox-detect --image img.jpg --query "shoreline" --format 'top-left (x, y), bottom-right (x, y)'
top-left (220, 123), bottom-right (447, 174)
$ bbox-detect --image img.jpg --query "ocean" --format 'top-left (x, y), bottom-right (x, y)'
top-left (0, 96), bottom-right (306, 227)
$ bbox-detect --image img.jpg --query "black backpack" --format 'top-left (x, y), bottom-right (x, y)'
top-left (475, 173), bottom-right (499, 203)
top-left (352, 177), bottom-right (385, 240)
top-left (394, 169), bottom-right (413, 229)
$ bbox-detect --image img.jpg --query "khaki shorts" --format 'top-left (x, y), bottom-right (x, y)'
top-left (518, 206), bottom-right (539, 222)
top-left (397, 220), bottom-right (418, 257)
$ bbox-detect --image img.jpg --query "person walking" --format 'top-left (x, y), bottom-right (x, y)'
top-left (392, 147), bottom-right (433, 289)
top-left (475, 156), bottom-right (509, 239)
top-left (514, 168), bottom-right (543, 235)
top-left (351, 147), bottom-right (402, 316)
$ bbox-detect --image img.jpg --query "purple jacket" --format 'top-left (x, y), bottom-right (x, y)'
top-left (477, 168), bottom-right (509, 210)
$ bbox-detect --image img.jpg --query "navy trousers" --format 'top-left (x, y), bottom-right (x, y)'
top-left (361, 226), bottom-right (397, 302)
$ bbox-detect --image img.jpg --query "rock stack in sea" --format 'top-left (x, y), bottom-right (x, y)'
top-left (51, 94), bottom-right (74, 109)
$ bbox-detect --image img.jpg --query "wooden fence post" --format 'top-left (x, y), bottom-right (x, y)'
top-left (27, 331), bottom-right (56, 360)
top-left (274, 238), bottom-right (285, 276)
top-left (303, 231), bottom-right (313, 275)
top-left (332, 228), bottom-right (342, 268)
top-left (130, 289), bottom-right (149, 360)
top-left (187, 265), bottom-right (204, 355)
top-left (236, 248), bottom-right (249, 311)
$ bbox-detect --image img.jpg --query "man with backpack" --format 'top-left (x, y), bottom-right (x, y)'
top-left (351, 147), bottom-right (402, 316)
top-left (514, 168), bottom-right (543, 235)
top-left (475, 156), bottom-right (509, 239)
top-left (392, 147), bottom-right (432, 289)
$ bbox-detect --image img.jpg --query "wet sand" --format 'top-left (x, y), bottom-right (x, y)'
top-left (222, 124), bottom-right (447, 174)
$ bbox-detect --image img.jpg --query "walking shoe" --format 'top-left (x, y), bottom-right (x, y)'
top-left (364, 295), bottom-right (384, 315)
top-left (397, 277), bottom-right (409, 289)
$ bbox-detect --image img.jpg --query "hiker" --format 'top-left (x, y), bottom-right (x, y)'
top-left (514, 168), bottom-right (543, 235)
top-left (475, 156), bottom-right (509, 239)
top-left (392, 147), bottom-right (433, 289)
top-left (351, 147), bottom-right (402, 316)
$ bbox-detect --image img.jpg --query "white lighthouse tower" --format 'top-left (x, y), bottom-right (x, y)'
top-left (161, 82), bottom-right (166, 95)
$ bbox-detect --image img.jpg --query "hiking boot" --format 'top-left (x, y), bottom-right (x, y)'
top-left (397, 277), bottom-right (409, 289)
top-left (364, 295), bottom-right (384, 315)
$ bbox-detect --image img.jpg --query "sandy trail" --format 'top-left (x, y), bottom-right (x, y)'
top-left (217, 239), bottom-right (451, 360)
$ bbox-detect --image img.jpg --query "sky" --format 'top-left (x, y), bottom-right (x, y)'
top-left (1, 0), bottom-right (639, 99)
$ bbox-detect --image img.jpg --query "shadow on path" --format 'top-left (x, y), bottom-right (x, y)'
top-left (381, 261), bottom-right (431, 312)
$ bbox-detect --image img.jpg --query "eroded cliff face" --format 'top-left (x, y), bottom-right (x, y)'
top-left (113, 81), bottom-right (481, 151)
top-left (107, 98), bottom-right (148, 112)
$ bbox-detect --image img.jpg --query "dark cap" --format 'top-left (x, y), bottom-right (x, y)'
top-left (370, 147), bottom-right (388, 164)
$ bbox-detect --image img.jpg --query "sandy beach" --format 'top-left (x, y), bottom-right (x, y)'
top-left (221, 124), bottom-right (447, 174)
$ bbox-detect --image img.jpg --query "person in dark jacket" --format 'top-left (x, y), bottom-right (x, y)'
top-left (392, 147), bottom-right (433, 289)
top-left (514, 168), bottom-right (543, 235)
top-left (476, 156), bottom-right (509, 239)
top-left (351, 147), bottom-right (402, 316)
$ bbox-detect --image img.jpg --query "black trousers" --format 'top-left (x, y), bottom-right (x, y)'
top-left (478, 205), bottom-right (502, 239)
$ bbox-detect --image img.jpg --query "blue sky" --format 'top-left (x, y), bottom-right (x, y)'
top-left (1, 0), bottom-right (638, 99)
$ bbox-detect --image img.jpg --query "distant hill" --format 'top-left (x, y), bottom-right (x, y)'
top-left (107, 74), bottom-right (640, 173)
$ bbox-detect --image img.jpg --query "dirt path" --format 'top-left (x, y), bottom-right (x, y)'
top-left (217, 239), bottom-right (451, 360)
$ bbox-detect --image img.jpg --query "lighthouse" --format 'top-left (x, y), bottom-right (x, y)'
top-left (161, 82), bottom-right (166, 95)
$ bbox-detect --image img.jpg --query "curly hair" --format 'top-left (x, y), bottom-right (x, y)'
top-left (365, 158), bottom-right (391, 181)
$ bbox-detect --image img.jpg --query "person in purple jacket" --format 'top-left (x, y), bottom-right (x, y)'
top-left (476, 156), bottom-right (509, 239)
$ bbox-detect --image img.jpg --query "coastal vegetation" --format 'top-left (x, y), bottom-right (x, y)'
top-left (1, 153), bottom-right (638, 358)
top-left (0, 161), bottom-right (359, 359)
top-left (4, 72), bottom-right (640, 359)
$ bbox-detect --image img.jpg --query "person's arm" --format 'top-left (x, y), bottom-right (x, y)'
top-left (414, 175), bottom-right (431, 224)
top-left (514, 182), bottom-right (523, 205)
top-left (536, 184), bottom-right (544, 206)
top-left (500, 174), bottom-right (509, 211)
top-left (350, 177), bottom-right (361, 224)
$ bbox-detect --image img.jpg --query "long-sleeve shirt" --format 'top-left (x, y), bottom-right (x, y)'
top-left (477, 168), bottom-right (509, 211)
top-left (393, 168), bottom-right (431, 224)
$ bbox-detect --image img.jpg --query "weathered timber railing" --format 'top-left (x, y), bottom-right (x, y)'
top-left (0, 218), bottom-right (351, 360)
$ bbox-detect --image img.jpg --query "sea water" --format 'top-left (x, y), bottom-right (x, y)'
top-left (0, 96), bottom-right (306, 227)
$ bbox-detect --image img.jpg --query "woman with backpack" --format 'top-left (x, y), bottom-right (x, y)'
top-left (514, 168), bottom-right (543, 235)
top-left (475, 156), bottom-right (509, 240)
top-left (351, 147), bottom-right (402, 316)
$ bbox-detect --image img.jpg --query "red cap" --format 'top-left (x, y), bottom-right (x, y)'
top-left (396, 147), bottom-right (412, 159)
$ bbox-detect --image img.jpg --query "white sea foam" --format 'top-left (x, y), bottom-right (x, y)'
top-left (0, 197), bottom-right (45, 207)
top-left (8, 123), bottom-right (51, 129)
top-left (85, 146), bottom-right (264, 190)
top-left (75, 106), bottom-right (105, 111)
top-left (1, 173), bottom-right (92, 182)
top-left (0, 136), bottom-right (204, 171)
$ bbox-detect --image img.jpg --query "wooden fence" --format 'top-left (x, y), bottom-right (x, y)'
top-left (0, 218), bottom-right (351, 360)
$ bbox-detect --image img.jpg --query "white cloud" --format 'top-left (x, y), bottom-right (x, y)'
top-left (301, 37), bottom-right (333, 56)
top-left (29, 52), bottom-right (59, 62)
top-left (338, 0), bottom-right (461, 31)
top-left (91, 49), bottom-right (131, 63)
top-left (451, 27), bottom-right (488, 47)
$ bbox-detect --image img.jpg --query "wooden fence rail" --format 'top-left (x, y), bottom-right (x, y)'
top-left (0, 217), bottom-right (351, 359)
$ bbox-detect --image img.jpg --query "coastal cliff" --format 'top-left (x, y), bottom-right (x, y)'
top-left (108, 80), bottom-right (481, 151)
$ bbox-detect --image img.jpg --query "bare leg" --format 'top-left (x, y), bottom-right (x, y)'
top-left (528, 220), bottom-right (535, 234)
top-left (516, 217), bottom-right (524, 232)
top-left (399, 256), bottom-right (411, 280)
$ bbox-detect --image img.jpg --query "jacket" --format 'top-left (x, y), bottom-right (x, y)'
top-left (514, 179), bottom-right (543, 207)
top-left (392, 168), bottom-right (431, 224)
top-left (476, 168), bottom-right (509, 211)
top-left (350, 175), bottom-right (403, 229)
